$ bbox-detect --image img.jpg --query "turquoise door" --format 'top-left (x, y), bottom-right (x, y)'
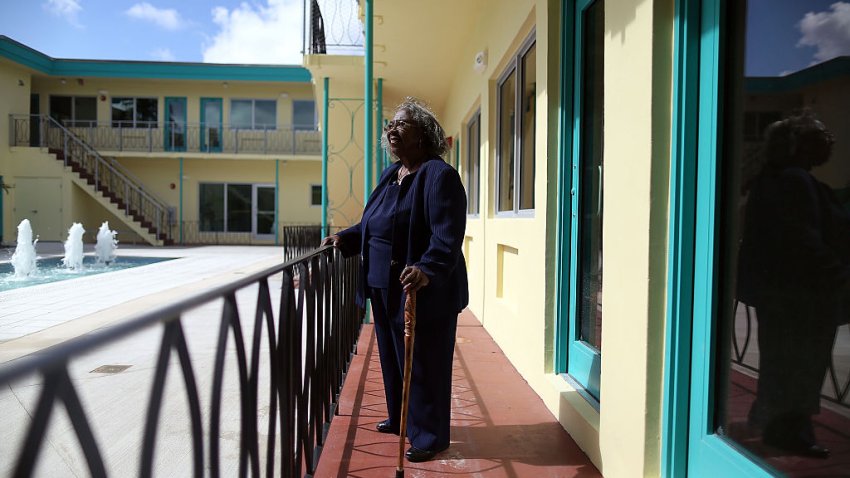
top-left (556, 0), bottom-right (604, 401)
top-left (200, 98), bottom-right (222, 152)
top-left (165, 97), bottom-right (186, 152)
top-left (664, 1), bottom-right (850, 476)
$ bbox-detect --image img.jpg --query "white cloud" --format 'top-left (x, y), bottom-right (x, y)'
top-left (798, 2), bottom-right (850, 63)
top-left (43, 0), bottom-right (83, 27)
top-left (202, 0), bottom-right (304, 65)
top-left (151, 48), bottom-right (176, 62)
top-left (126, 2), bottom-right (184, 31)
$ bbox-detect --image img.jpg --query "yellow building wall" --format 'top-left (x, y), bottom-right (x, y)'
top-left (434, 0), bottom-right (673, 476)
top-left (0, 60), bottom-right (35, 244)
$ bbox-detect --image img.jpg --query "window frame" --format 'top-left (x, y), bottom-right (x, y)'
top-left (49, 95), bottom-right (97, 127)
top-left (230, 98), bottom-right (277, 130)
top-left (111, 96), bottom-right (158, 128)
top-left (310, 184), bottom-right (322, 207)
top-left (466, 110), bottom-right (481, 216)
top-left (495, 30), bottom-right (537, 217)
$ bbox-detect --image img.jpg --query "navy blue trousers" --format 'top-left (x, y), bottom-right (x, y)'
top-left (369, 287), bottom-right (458, 451)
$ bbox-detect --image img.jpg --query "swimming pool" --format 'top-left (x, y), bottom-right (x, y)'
top-left (0, 255), bottom-right (176, 292)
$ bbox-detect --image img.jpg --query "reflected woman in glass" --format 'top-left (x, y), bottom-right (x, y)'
top-left (737, 111), bottom-right (847, 458)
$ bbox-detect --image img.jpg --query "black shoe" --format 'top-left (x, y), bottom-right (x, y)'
top-left (375, 419), bottom-right (399, 435)
top-left (405, 445), bottom-right (447, 463)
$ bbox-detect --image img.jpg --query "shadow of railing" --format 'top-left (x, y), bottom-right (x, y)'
top-left (0, 246), bottom-right (363, 477)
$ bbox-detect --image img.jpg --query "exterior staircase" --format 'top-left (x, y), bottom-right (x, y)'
top-left (31, 116), bottom-right (174, 246)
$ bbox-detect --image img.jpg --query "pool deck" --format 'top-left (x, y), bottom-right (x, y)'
top-left (0, 242), bottom-right (286, 362)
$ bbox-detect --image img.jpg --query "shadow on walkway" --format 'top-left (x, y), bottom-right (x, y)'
top-left (313, 310), bottom-right (601, 478)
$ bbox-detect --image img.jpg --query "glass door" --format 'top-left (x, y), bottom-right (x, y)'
top-left (200, 98), bottom-right (222, 152)
top-left (682, 1), bottom-right (850, 476)
top-left (253, 185), bottom-right (276, 239)
top-left (165, 97), bottom-right (186, 152)
top-left (559, 0), bottom-right (604, 400)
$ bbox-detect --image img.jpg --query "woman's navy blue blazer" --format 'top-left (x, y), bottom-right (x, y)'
top-left (337, 157), bottom-right (469, 320)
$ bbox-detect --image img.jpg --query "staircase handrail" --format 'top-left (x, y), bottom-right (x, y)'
top-left (41, 115), bottom-right (172, 242)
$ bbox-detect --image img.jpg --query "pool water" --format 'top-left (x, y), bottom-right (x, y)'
top-left (0, 256), bottom-right (176, 292)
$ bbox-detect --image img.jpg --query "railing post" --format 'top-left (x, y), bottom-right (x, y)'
top-left (148, 125), bottom-right (153, 153)
top-left (292, 127), bottom-right (297, 155)
top-left (235, 129), bottom-right (239, 154)
top-left (119, 124), bottom-right (123, 151)
top-left (264, 127), bottom-right (269, 154)
top-left (63, 130), bottom-right (69, 166)
top-left (39, 115), bottom-right (45, 148)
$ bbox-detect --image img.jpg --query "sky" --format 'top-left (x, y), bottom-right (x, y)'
top-left (0, 0), bottom-right (362, 65)
top-left (0, 0), bottom-right (847, 73)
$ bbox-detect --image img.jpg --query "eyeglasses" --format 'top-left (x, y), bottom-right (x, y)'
top-left (384, 119), bottom-right (416, 131)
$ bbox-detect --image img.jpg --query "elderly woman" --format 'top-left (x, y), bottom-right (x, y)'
top-left (322, 97), bottom-right (468, 462)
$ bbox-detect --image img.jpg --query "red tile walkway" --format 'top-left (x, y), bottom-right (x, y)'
top-left (313, 310), bottom-right (602, 478)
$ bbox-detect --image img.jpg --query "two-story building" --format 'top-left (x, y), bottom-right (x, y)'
top-left (0, 35), bottom-right (322, 246)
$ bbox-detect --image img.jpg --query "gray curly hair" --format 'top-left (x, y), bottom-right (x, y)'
top-left (381, 97), bottom-right (449, 159)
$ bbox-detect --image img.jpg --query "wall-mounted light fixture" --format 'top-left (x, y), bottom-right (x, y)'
top-left (222, 81), bottom-right (229, 88)
top-left (280, 92), bottom-right (289, 98)
top-left (17, 79), bottom-right (24, 86)
top-left (98, 90), bottom-right (108, 101)
top-left (60, 78), bottom-right (67, 85)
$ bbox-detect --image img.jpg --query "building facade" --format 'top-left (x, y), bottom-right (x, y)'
top-left (0, 36), bottom-right (322, 246)
top-left (309, 1), bottom-right (850, 477)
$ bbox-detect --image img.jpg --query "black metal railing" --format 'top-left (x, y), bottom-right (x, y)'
top-left (12, 116), bottom-right (321, 156)
top-left (732, 300), bottom-right (850, 410)
top-left (169, 224), bottom-right (334, 250)
top-left (0, 246), bottom-right (363, 477)
top-left (303, 0), bottom-right (363, 55)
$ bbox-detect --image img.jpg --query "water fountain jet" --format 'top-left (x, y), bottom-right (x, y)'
top-left (10, 219), bottom-right (38, 277)
top-left (95, 221), bottom-right (118, 265)
top-left (62, 223), bottom-right (85, 270)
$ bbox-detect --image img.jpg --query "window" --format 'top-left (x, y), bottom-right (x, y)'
top-left (49, 96), bottom-right (96, 127)
top-left (310, 184), bottom-right (322, 206)
top-left (111, 97), bottom-right (157, 128)
top-left (199, 183), bottom-right (277, 237)
top-left (675, 1), bottom-right (850, 476)
top-left (466, 111), bottom-right (481, 215)
top-left (496, 32), bottom-right (536, 214)
top-left (293, 100), bottom-right (317, 130)
top-left (231, 99), bottom-right (277, 130)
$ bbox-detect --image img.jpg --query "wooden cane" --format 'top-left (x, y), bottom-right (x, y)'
top-left (396, 290), bottom-right (416, 478)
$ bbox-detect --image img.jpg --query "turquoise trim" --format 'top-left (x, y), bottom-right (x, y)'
top-left (685, 1), bottom-right (777, 476)
top-left (745, 56), bottom-right (850, 93)
top-left (377, 78), bottom-right (383, 177)
top-left (565, 0), bottom-right (602, 400)
top-left (179, 158), bottom-right (184, 244)
top-left (555, 0), bottom-right (576, 374)
top-left (661, 0), bottom-right (700, 476)
top-left (275, 160), bottom-right (280, 246)
top-left (0, 36), bottom-right (311, 82)
top-left (321, 78), bottom-right (329, 237)
top-left (363, 0), bottom-right (374, 202)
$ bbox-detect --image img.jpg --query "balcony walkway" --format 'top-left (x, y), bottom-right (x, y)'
top-left (314, 310), bottom-right (602, 478)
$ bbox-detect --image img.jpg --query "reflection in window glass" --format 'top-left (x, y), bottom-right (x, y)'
top-left (498, 70), bottom-right (516, 212)
top-left (227, 184), bottom-right (252, 232)
top-left (231, 100), bottom-right (253, 129)
top-left (577, 0), bottom-right (603, 351)
top-left (111, 97), bottom-right (157, 128)
top-left (293, 100), bottom-right (317, 130)
top-left (74, 97), bottom-right (96, 124)
top-left (311, 184), bottom-right (322, 206)
top-left (255, 100), bottom-right (276, 129)
top-left (466, 112), bottom-right (480, 215)
top-left (520, 44), bottom-right (536, 210)
top-left (256, 186), bottom-right (276, 235)
top-left (715, 1), bottom-right (850, 473)
top-left (199, 184), bottom-right (225, 232)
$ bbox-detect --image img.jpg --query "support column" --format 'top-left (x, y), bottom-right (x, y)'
top-left (322, 77), bottom-right (329, 237)
top-left (364, 0), bottom-right (374, 202)
top-left (179, 158), bottom-right (184, 244)
top-left (275, 159), bottom-right (280, 246)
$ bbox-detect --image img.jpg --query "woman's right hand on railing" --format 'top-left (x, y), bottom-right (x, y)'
top-left (320, 234), bottom-right (342, 247)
